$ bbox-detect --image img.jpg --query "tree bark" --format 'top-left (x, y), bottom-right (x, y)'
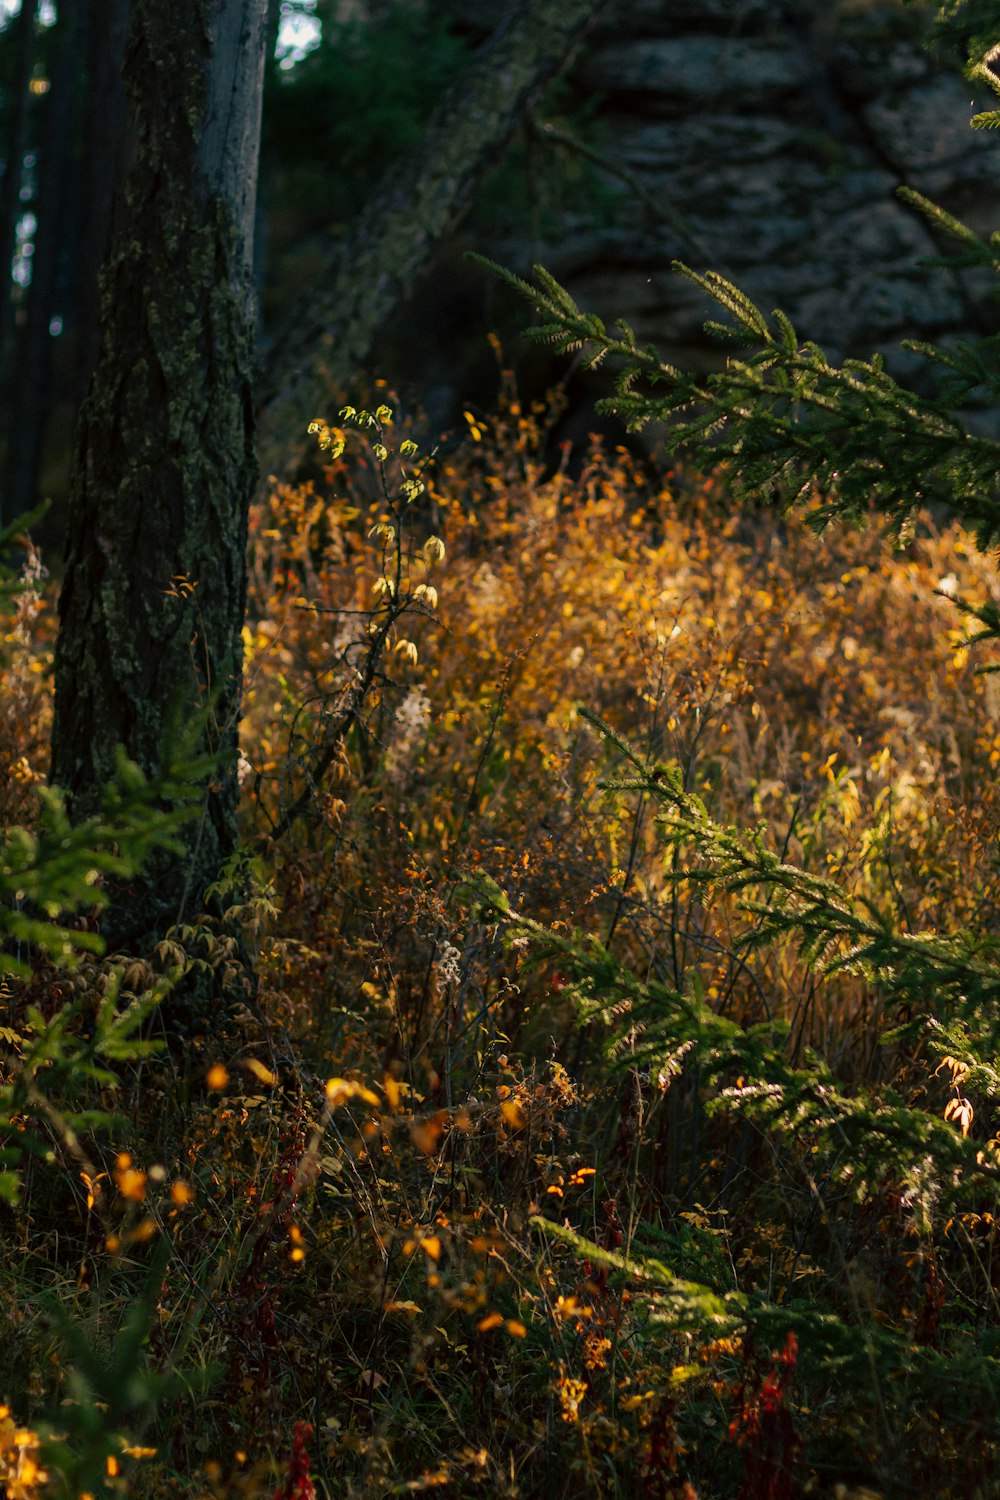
top-left (72, 0), bottom-right (130, 412)
top-left (256, 0), bottom-right (606, 473)
top-left (252, 0), bottom-right (281, 314)
top-left (50, 0), bottom-right (268, 953)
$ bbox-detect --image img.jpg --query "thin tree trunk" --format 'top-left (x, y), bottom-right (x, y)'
top-left (51, 0), bottom-right (268, 954)
top-left (0, 0), bottom-right (37, 481)
top-left (256, 0), bottom-right (606, 472)
top-left (5, 0), bottom-right (82, 523)
top-left (252, 0), bottom-right (281, 316)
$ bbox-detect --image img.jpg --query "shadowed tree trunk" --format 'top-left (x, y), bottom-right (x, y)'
top-left (0, 0), bottom-right (37, 493)
top-left (3, 0), bottom-right (80, 526)
top-left (72, 0), bottom-right (130, 411)
top-left (256, 0), bottom-right (606, 472)
top-left (48, 0), bottom-right (600, 960)
top-left (252, 0), bottom-right (281, 315)
top-left (50, 0), bottom-right (268, 953)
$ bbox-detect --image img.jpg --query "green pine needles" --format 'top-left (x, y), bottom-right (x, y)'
top-left (0, 512), bottom-right (229, 1204)
top-left (468, 0), bottom-right (1000, 1444)
top-left (473, 10), bottom-right (1000, 551)
top-left (470, 205), bottom-right (1000, 546)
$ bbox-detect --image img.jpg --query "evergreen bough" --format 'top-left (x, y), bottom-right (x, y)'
top-left (471, 0), bottom-right (1000, 1416)
top-left (1, 511), bottom-right (217, 1203)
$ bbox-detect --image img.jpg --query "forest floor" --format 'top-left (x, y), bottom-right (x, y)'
top-left (3, 384), bottom-right (1000, 1499)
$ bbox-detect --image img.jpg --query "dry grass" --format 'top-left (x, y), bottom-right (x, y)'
top-left (3, 382), bottom-right (1000, 1499)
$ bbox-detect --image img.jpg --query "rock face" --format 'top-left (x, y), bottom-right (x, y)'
top-left (401, 0), bottom-right (1000, 430)
top-left (546, 0), bottom-right (998, 370)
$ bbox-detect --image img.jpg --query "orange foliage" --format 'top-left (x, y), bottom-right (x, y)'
top-left (3, 381), bottom-right (1000, 1498)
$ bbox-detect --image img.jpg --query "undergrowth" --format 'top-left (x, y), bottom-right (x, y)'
top-left (3, 382), bottom-right (1000, 1498)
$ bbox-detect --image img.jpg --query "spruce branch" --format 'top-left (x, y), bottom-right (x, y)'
top-left (476, 244), bottom-right (1000, 544)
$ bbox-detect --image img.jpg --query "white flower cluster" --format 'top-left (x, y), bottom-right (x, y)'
top-left (13, 542), bottom-right (47, 646)
top-left (436, 942), bottom-right (462, 989)
top-left (385, 685), bottom-right (431, 784)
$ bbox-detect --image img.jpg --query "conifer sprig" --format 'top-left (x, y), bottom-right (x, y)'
top-left (474, 249), bottom-right (1000, 546)
top-left (468, 702), bottom-right (1000, 1214)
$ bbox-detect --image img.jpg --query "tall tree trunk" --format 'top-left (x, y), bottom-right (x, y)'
top-left (252, 0), bottom-right (281, 316)
top-left (72, 0), bottom-right (130, 412)
top-left (0, 0), bottom-right (37, 498)
top-left (50, 0), bottom-right (268, 953)
top-left (5, 0), bottom-right (82, 523)
top-left (256, 0), bottom-right (606, 473)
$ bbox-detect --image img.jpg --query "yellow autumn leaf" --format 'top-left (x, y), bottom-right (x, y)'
top-left (115, 1166), bottom-right (147, 1202)
top-left (244, 1059), bottom-right (278, 1087)
top-left (383, 1074), bottom-right (401, 1110)
top-left (325, 1077), bottom-right (352, 1107)
top-left (411, 1113), bottom-right (445, 1154)
top-left (500, 1098), bottom-right (526, 1130)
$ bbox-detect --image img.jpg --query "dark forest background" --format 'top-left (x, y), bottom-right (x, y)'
top-left (0, 0), bottom-right (604, 534)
